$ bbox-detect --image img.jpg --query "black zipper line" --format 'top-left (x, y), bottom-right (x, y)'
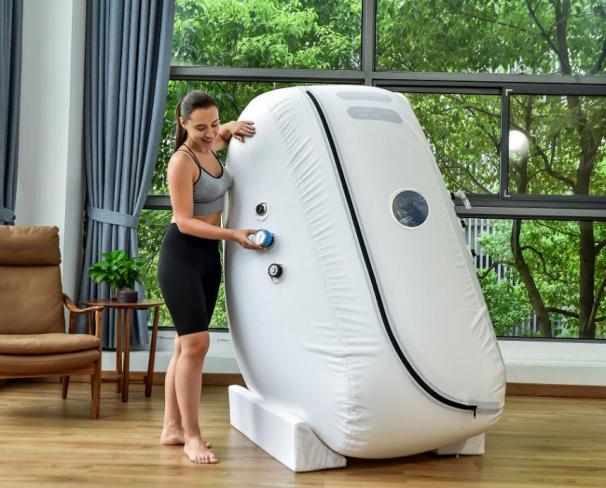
top-left (306, 90), bottom-right (478, 416)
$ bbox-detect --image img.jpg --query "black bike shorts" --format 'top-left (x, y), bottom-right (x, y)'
top-left (157, 223), bottom-right (222, 336)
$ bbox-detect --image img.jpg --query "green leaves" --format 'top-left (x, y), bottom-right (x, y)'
top-left (88, 250), bottom-right (144, 292)
top-left (172, 0), bottom-right (360, 69)
top-left (476, 219), bottom-right (606, 338)
top-left (376, 0), bottom-right (606, 76)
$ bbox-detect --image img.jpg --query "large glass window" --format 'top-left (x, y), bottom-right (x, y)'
top-left (140, 0), bottom-right (605, 340)
top-left (172, 0), bottom-right (362, 69)
top-left (467, 218), bottom-right (606, 339)
top-left (508, 94), bottom-right (606, 197)
top-left (405, 93), bottom-right (501, 194)
top-left (376, 0), bottom-right (606, 76)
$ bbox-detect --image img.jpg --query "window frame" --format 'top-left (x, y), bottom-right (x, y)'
top-left (156, 0), bottom-right (606, 221)
top-left (144, 0), bottom-right (606, 336)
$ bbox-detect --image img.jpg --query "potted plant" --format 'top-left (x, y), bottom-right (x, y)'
top-left (88, 249), bottom-right (144, 303)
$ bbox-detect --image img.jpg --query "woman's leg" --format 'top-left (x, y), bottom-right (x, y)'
top-left (160, 335), bottom-right (212, 447)
top-left (175, 330), bottom-right (217, 464)
top-left (160, 336), bottom-right (183, 444)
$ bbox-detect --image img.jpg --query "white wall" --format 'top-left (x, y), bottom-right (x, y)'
top-left (15, 0), bottom-right (606, 386)
top-left (499, 339), bottom-right (606, 386)
top-left (15, 0), bottom-right (86, 298)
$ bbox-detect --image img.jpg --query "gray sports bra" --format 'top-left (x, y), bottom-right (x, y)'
top-left (178, 144), bottom-right (233, 216)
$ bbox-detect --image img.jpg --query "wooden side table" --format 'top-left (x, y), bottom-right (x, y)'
top-left (82, 299), bottom-right (163, 402)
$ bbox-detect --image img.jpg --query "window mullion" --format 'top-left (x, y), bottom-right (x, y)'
top-left (500, 88), bottom-right (511, 201)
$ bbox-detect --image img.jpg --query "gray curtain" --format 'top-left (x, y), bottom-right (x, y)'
top-left (78, 0), bottom-right (175, 348)
top-left (0, 0), bottom-right (23, 225)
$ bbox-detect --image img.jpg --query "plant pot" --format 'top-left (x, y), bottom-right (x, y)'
top-left (116, 290), bottom-right (138, 303)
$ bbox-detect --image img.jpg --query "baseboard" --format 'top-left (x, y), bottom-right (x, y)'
top-left (8, 372), bottom-right (246, 388)
top-left (112, 371), bottom-right (246, 387)
top-left (6, 376), bottom-right (606, 398)
top-left (506, 382), bottom-right (606, 399)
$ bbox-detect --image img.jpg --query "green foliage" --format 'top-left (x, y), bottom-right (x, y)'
top-left (476, 269), bottom-right (531, 335)
top-left (172, 0), bottom-right (361, 69)
top-left (475, 219), bottom-right (606, 338)
top-left (508, 94), bottom-right (606, 196)
top-left (407, 93), bottom-right (501, 194)
top-left (475, 219), bottom-right (534, 335)
top-left (89, 250), bottom-right (143, 292)
top-left (137, 210), bottom-right (173, 326)
top-left (212, 280), bottom-right (228, 328)
top-left (377, 0), bottom-right (606, 76)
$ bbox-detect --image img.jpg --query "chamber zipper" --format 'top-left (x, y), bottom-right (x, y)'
top-left (306, 90), bottom-right (478, 416)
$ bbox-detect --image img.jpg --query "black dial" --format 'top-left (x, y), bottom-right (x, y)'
top-left (268, 263), bottom-right (283, 279)
top-left (256, 203), bottom-right (268, 217)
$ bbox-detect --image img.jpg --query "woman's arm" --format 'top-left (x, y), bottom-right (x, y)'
top-left (167, 152), bottom-right (261, 249)
top-left (212, 120), bottom-right (256, 152)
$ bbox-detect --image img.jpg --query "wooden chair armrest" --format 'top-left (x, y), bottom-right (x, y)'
top-left (63, 294), bottom-right (104, 339)
top-left (62, 294), bottom-right (104, 314)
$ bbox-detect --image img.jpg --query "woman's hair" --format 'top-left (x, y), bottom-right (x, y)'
top-left (174, 90), bottom-right (217, 153)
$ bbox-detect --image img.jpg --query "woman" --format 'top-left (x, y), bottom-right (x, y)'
top-left (157, 90), bottom-right (262, 464)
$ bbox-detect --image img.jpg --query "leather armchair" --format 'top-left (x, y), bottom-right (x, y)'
top-left (0, 226), bottom-right (103, 418)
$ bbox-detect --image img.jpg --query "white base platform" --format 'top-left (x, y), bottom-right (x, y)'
top-left (228, 385), bottom-right (347, 472)
top-left (433, 433), bottom-right (485, 455)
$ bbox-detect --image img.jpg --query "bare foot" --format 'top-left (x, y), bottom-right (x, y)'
top-left (184, 436), bottom-right (218, 464)
top-left (160, 426), bottom-right (185, 446)
top-left (160, 427), bottom-right (211, 448)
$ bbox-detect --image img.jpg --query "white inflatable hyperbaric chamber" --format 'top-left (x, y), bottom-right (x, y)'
top-left (224, 85), bottom-right (506, 466)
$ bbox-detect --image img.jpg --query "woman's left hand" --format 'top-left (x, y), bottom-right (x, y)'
top-left (229, 120), bottom-right (256, 142)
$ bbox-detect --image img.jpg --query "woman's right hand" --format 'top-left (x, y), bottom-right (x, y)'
top-left (231, 229), bottom-right (264, 250)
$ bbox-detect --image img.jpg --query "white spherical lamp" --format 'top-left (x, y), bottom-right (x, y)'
top-left (508, 130), bottom-right (530, 162)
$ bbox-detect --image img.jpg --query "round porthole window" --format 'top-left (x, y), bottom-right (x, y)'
top-left (390, 190), bottom-right (429, 228)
